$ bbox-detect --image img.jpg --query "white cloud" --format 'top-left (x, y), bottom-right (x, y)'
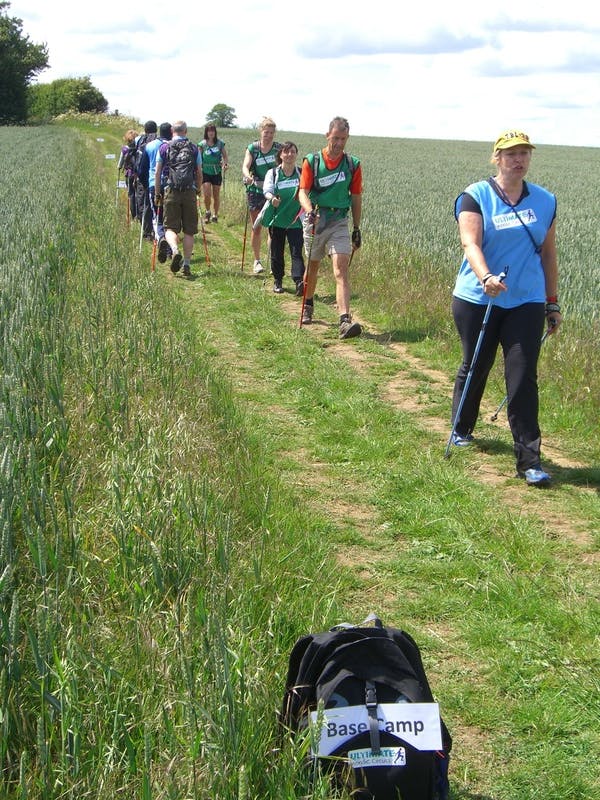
top-left (9, 0), bottom-right (600, 146)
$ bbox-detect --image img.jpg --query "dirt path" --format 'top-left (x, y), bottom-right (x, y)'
top-left (189, 223), bottom-right (598, 567)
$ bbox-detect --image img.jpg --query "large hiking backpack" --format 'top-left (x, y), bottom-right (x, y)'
top-left (132, 132), bottom-right (157, 184)
top-left (166, 139), bottom-right (197, 191)
top-left (280, 615), bottom-right (451, 800)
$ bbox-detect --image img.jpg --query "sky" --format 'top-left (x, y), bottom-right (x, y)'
top-left (10, 0), bottom-right (600, 148)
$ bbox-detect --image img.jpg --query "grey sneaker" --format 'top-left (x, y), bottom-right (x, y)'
top-left (205, 211), bottom-right (211, 223)
top-left (518, 465), bottom-right (551, 486)
top-left (182, 263), bottom-right (191, 277)
top-left (157, 238), bottom-right (170, 264)
top-left (301, 304), bottom-right (313, 325)
top-left (451, 432), bottom-right (474, 447)
top-left (253, 259), bottom-right (264, 274)
top-left (170, 253), bottom-right (183, 273)
top-left (273, 280), bottom-right (284, 294)
top-left (339, 318), bottom-right (362, 339)
top-left (295, 280), bottom-right (304, 297)
top-left (211, 215), bottom-right (218, 223)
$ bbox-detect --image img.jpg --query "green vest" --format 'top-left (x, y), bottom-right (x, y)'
top-left (199, 139), bottom-right (224, 176)
top-left (261, 167), bottom-right (302, 229)
top-left (247, 141), bottom-right (282, 193)
top-left (307, 151), bottom-right (358, 210)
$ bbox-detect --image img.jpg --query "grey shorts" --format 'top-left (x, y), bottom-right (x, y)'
top-left (302, 216), bottom-right (351, 261)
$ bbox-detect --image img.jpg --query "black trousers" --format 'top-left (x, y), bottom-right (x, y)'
top-left (451, 297), bottom-right (546, 471)
top-left (269, 226), bottom-right (305, 283)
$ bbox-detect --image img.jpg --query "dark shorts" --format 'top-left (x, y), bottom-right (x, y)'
top-left (164, 187), bottom-right (198, 235)
top-left (247, 190), bottom-right (265, 212)
top-left (202, 172), bottom-right (222, 186)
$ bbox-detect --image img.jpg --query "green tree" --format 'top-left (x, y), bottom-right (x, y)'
top-left (206, 103), bottom-right (237, 128)
top-left (0, 1), bottom-right (49, 124)
top-left (28, 76), bottom-right (108, 121)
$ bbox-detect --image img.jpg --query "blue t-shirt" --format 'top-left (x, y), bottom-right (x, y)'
top-left (453, 179), bottom-right (556, 307)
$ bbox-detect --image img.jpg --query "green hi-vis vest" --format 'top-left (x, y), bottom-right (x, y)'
top-left (199, 139), bottom-right (225, 176)
top-left (247, 140), bottom-right (282, 192)
top-left (307, 151), bottom-right (358, 209)
top-left (261, 166), bottom-right (302, 229)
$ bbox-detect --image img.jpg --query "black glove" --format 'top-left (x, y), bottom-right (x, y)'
top-left (351, 227), bottom-right (362, 249)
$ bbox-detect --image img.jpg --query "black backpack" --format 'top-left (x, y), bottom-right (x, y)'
top-left (166, 139), bottom-right (197, 191)
top-left (280, 615), bottom-right (451, 800)
top-left (132, 132), bottom-right (156, 184)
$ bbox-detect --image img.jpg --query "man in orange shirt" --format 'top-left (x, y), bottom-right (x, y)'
top-left (298, 116), bottom-right (363, 339)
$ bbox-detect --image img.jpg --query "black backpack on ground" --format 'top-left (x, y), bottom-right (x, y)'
top-left (280, 614), bottom-right (451, 800)
top-left (166, 138), bottom-right (197, 191)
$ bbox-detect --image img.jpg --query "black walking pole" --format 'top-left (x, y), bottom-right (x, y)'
top-left (445, 270), bottom-right (507, 458)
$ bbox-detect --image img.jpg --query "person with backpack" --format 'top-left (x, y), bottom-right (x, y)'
top-left (134, 120), bottom-right (158, 240)
top-left (241, 117), bottom-right (282, 274)
top-left (117, 128), bottom-right (139, 221)
top-left (145, 122), bottom-right (173, 262)
top-left (298, 116), bottom-right (363, 339)
top-left (198, 123), bottom-right (228, 224)
top-left (260, 141), bottom-right (305, 295)
top-left (154, 120), bottom-right (202, 277)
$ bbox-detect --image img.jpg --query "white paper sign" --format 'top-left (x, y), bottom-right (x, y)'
top-left (96, 137), bottom-right (105, 142)
top-left (116, 180), bottom-right (127, 188)
top-left (105, 153), bottom-right (116, 159)
top-left (310, 703), bottom-right (442, 755)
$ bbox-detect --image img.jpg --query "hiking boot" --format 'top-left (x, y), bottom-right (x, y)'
top-left (157, 238), bottom-right (170, 264)
top-left (518, 465), bottom-right (551, 486)
top-left (170, 253), bottom-right (183, 273)
top-left (211, 215), bottom-right (218, 223)
top-left (273, 280), bottom-right (284, 294)
top-left (301, 304), bottom-right (313, 325)
top-left (295, 280), bottom-right (304, 297)
top-left (205, 211), bottom-right (211, 223)
top-left (451, 432), bottom-right (474, 447)
top-left (182, 263), bottom-right (191, 277)
top-left (339, 318), bottom-right (362, 339)
top-left (253, 259), bottom-right (264, 274)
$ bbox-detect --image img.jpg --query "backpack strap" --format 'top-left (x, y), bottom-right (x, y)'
top-left (311, 151), bottom-right (356, 193)
top-left (365, 680), bottom-right (381, 755)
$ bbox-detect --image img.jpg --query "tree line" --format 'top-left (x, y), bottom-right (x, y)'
top-left (0, 2), bottom-right (240, 128)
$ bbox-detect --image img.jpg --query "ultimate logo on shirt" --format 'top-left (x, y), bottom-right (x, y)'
top-left (493, 208), bottom-right (538, 231)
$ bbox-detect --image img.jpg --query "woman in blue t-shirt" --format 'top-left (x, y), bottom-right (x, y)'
top-left (450, 130), bottom-right (562, 486)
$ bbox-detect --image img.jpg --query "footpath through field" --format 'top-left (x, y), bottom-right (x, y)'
top-left (131, 177), bottom-right (599, 798)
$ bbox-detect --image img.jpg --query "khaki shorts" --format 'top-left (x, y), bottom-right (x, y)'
top-left (303, 216), bottom-right (351, 261)
top-left (164, 187), bottom-right (199, 235)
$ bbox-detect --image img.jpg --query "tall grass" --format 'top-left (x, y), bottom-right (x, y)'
top-left (0, 125), bottom-right (338, 798)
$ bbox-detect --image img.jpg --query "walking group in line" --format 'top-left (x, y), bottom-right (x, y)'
top-left (118, 119), bottom-right (562, 486)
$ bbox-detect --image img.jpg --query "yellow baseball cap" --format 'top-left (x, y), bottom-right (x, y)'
top-left (494, 130), bottom-right (535, 151)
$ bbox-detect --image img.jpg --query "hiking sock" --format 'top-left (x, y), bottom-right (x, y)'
top-left (305, 298), bottom-right (314, 306)
top-left (340, 313), bottom-right (350, 323)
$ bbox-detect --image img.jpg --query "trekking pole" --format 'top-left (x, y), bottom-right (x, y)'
top-left (444, 270), bottom-right (507, 458)
top-left (490, 325), bottom-right (552, 421)
top-left (299, 208), bottom-right (318, 328)
top-left (198, 201), bottom-right (211, 267)
top-left (116, 167), bottom-right (121, 209)
top-left (139, 194), bottom-right (148, 254)
top-left (241, 203), bottom-right (250, 271)
top-left (151, 237), bottom-right (157, 272)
